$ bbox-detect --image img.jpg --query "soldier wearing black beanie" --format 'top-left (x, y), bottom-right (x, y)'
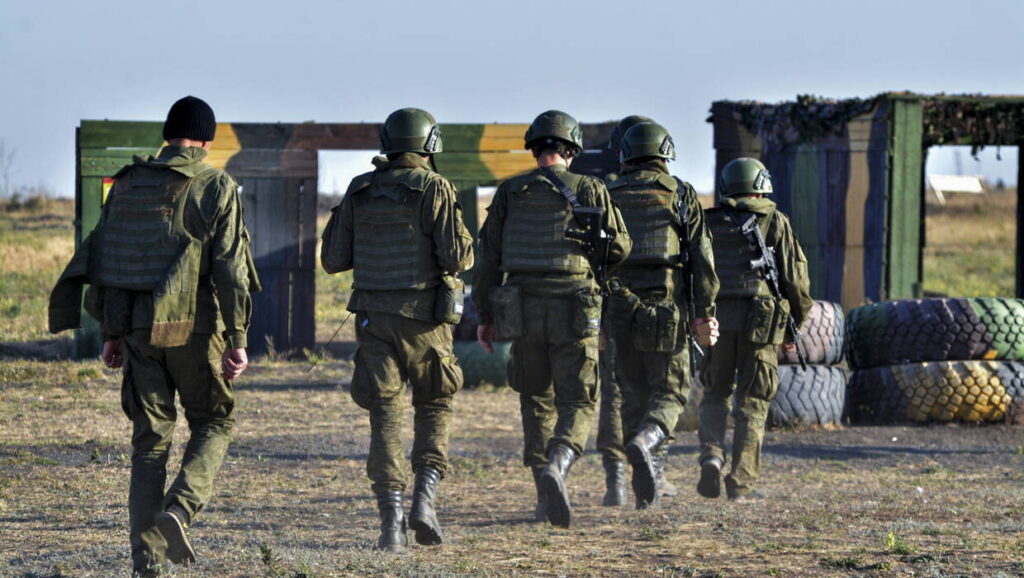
top-left (163, 95), bottom-right (217, 142)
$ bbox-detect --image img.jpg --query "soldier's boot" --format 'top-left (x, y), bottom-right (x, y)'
top-left (531, 466), bottom-right (548, 522)
top-left (408, 467), bottom-right (443, 546)
top-left (697, 457), bottom-right (723, 499)
top-left (375, 491), bottom-right (407, 553)
top-left (626, 423), bottom-right (667, 509)
top-left (654, 452), bottom-right (676, 500)
top-left (154, 505), bottom-right (196, 566)
top-left (539, 444), bottom-right (578, 528)
top-left (602, 459), bottom-right (628, 507)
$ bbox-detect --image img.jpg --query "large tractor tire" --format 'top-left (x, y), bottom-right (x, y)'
top-left (848, 360), bottom-right (1024, 424)
top-left (453, 340), bottom-right (511, 388)
top-left (768, 365), bottom-right (847, 427)
top-left (778, 300), bottom-right (845, 366)
top-left (846, 298), bottom-right (1024, 369)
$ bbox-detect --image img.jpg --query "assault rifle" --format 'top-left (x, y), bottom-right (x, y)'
top-left (675, 189), bottom-right (704, 373)
top-left (738, 214), bottom-right (808, 370)
top-left (565, 206), bottom-right (614, 289)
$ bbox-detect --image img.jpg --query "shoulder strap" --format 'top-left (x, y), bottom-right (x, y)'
top-left (539, 166), bottom-right (581, 209)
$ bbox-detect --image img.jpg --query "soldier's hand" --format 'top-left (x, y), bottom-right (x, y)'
top-left (782, 342), bottom-right (797, 353)
top-left (693, 317), bottom-right (720, 347)
top-left (222, 348), bottom-right (249, 380)
top-left (477, 325), bottom-right (495, 354)
top-left (101, 339), bottom-right (123, 369)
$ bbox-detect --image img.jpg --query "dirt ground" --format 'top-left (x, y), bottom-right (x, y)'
top-left (2, 359), bottom-right (1023, 577)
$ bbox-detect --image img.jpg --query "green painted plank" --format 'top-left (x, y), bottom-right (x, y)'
top-left (80, 148), bottom-right (156, 177)
top-left (791, 144), bottom-right (824, 298)
top-left (79, 120), bottom-right (164, 149)
top-left (887, 100), bottom-right (924, 299)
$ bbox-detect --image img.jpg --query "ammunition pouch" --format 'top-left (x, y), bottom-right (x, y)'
top-left (745, 295), bottom-right (789, 345)
top-left (632, 300), bottom-right (680, 353)
top-left (488, 285), bottom-right (524, 340)
top-left (434, 275), bottom-right (465, 325)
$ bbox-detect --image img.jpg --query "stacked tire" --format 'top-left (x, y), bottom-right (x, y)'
top-left (767, 300), bottom-right (848, 428)
top-left (846, 298), bottom-right (1024, 424)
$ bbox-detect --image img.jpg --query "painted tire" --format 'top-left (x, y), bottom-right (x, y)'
top-left (453, 340), bottom-right (511, 388)
top-left (778, 300), bottom-right (845, 366)
top-left (848, 360), bottom-right (1024, 424)
top-left (768, 365), bottom-right (847, 427)
top-left (846, 298), bottom-right (1024, 369)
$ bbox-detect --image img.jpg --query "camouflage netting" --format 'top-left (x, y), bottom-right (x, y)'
top-left (718, 94), bottom-right (880, 146)
top-left (921, 97), bottom-right (1024, 154)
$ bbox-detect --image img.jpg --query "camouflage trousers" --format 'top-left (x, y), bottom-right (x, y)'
top-left (611, 325), bottom-right (690, 446)
top-left (596, 337), bottom-right (625, 464)
top-left (508, 294), bottom-right (599, 468)
top-left (120, 330), bottom-right (235, 572)
top-left (698, 330), bottom-right (779, 497)
top-left (351, 311), bottom-right (462, 494)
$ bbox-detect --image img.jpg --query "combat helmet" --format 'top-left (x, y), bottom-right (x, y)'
top-left (619, 121), bottom-right (676, 163)
top-left (719, 157), bottom-right (773, 197)
top-left (380, 108), bottom-right (443, 155)
top-left (524, 110), bottom-right (583, 151)
top-left (607, 115), bottom-right (652, 153)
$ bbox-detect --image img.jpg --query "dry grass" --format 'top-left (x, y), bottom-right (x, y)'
top-left (2, 359), bottom-right (1024, 576)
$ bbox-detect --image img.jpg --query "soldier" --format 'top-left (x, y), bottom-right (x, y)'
top-left (698, 157), bottom-right (813, 501)
top-left (605, 121), bottom-right (720, 509)
top-left (49, 96), bottom-right (260, 575)
top-left (596, 115), bottom-right (650, 507)
top-left (320, 108), bottom-right (474, 552)
top-left (475, 110), bottom-right (631, 528)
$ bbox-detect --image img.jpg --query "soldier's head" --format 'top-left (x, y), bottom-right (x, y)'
top-left (163, 96), bottom-right (216, 150)
top-left (619, 122), bottom-right (675, 165)
top-left (380, 108), bottom-right (443, 160)
top-left (525, 110), bottom-right (583, 165)
top-left (719, 157), bottom-right (773, 198)
top-left (608, 115), bottom-right (652, 155)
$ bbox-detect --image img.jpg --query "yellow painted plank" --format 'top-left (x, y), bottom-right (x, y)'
top-left (842, 151), bottom-right (870, 309)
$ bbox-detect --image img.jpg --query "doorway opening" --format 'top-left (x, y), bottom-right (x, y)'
top-left (922, 145), bottom-right (1018, 297)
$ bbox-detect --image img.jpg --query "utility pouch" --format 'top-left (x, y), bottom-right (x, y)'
top-left (489, 285), bottom-right (524, 340)
top-left (632, 300), bottom-right (680, 352)
top-left (746, 295), bottom-right (787, 345)
top-left (434, 275), bottom-right (465, 325)
top-left (573, 289), bottom-right (603, 338)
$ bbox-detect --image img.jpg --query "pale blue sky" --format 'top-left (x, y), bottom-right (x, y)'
top-left (1, 0), bottom-right (1021, 195)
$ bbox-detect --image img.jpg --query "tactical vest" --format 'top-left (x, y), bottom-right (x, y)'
top-left (90, 167), bottom-right (195, 291)
top-left (706, 208), bottom-right (774, 298)
top-left (350, 168), bottom-right (442, 291)
top-left (608, 173), bottom-right (681, 267)
top-left (501, 173), bottom-right (590, 274)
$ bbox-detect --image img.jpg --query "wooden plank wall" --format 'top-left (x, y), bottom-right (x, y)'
top-left (887, 100), bottom-right (925, 300)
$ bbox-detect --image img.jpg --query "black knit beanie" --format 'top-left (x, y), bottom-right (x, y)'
top-left (163, 96), bottom-right (217, 141)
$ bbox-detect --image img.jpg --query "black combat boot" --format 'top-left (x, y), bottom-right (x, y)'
top-left (539, 444), bottom-right (578, 528)
top-left (602, 459), bottom-right (628, 507)
top-left (697, 457), bottom-right (723, 499)
top-left (155, 504), bottom-right (196, 565)
top-left (626, 423), bottom-right (667, 509)
top-left (375, 491), bottom-right (407, 553)
top-left (531, 466), bottom-right (548, 522)
top-left (408, 467), bottom-right (443, 546)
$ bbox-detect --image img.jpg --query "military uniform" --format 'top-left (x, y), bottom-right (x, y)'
top-left (698, 158), bottom-right (813, 500)
top-left (51, 107), bottom-right (260, 574)
top-left (475, 111), bottom-right (631, 527)
top-left (321, 108), bottom-right (473, 551)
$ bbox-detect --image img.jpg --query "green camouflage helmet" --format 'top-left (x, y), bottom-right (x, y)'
top-left (619, 121), bottom-right (676, 163)
top-left (380, 108), bottom-right (443, 155)
top-left (608, 114), bottom-right (652, 152)
top-left (524, 110), bottom-right (583, 150)
top-left (719, 157), bottom-right (773, 196)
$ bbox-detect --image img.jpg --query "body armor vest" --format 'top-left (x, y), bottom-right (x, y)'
top-left (608, 173), bottom-right (681, 267)
top-left (351, 168), bottom-right (442, 291)
top-left (706, 208), bottom-right (773, 298)
top-left (501, 173), bottom-right (590, 274)
top-left (90, 167), bottom-right (195, 291)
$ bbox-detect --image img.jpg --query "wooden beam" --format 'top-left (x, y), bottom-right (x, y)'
top-left (887, 99), bottom-right (925, 300)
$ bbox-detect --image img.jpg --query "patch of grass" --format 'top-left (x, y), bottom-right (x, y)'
top-left (885, 531), bottom-right (914, 555)
top-left (639, 526), bottom-right (670, 542)
top-left (821, 556), bottom-right (861, 569)
top-left (754, 542), bottom-right (784, 553)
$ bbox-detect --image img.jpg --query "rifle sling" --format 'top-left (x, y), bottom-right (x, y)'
top-left (539, 166), bottom-right (582, 209)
